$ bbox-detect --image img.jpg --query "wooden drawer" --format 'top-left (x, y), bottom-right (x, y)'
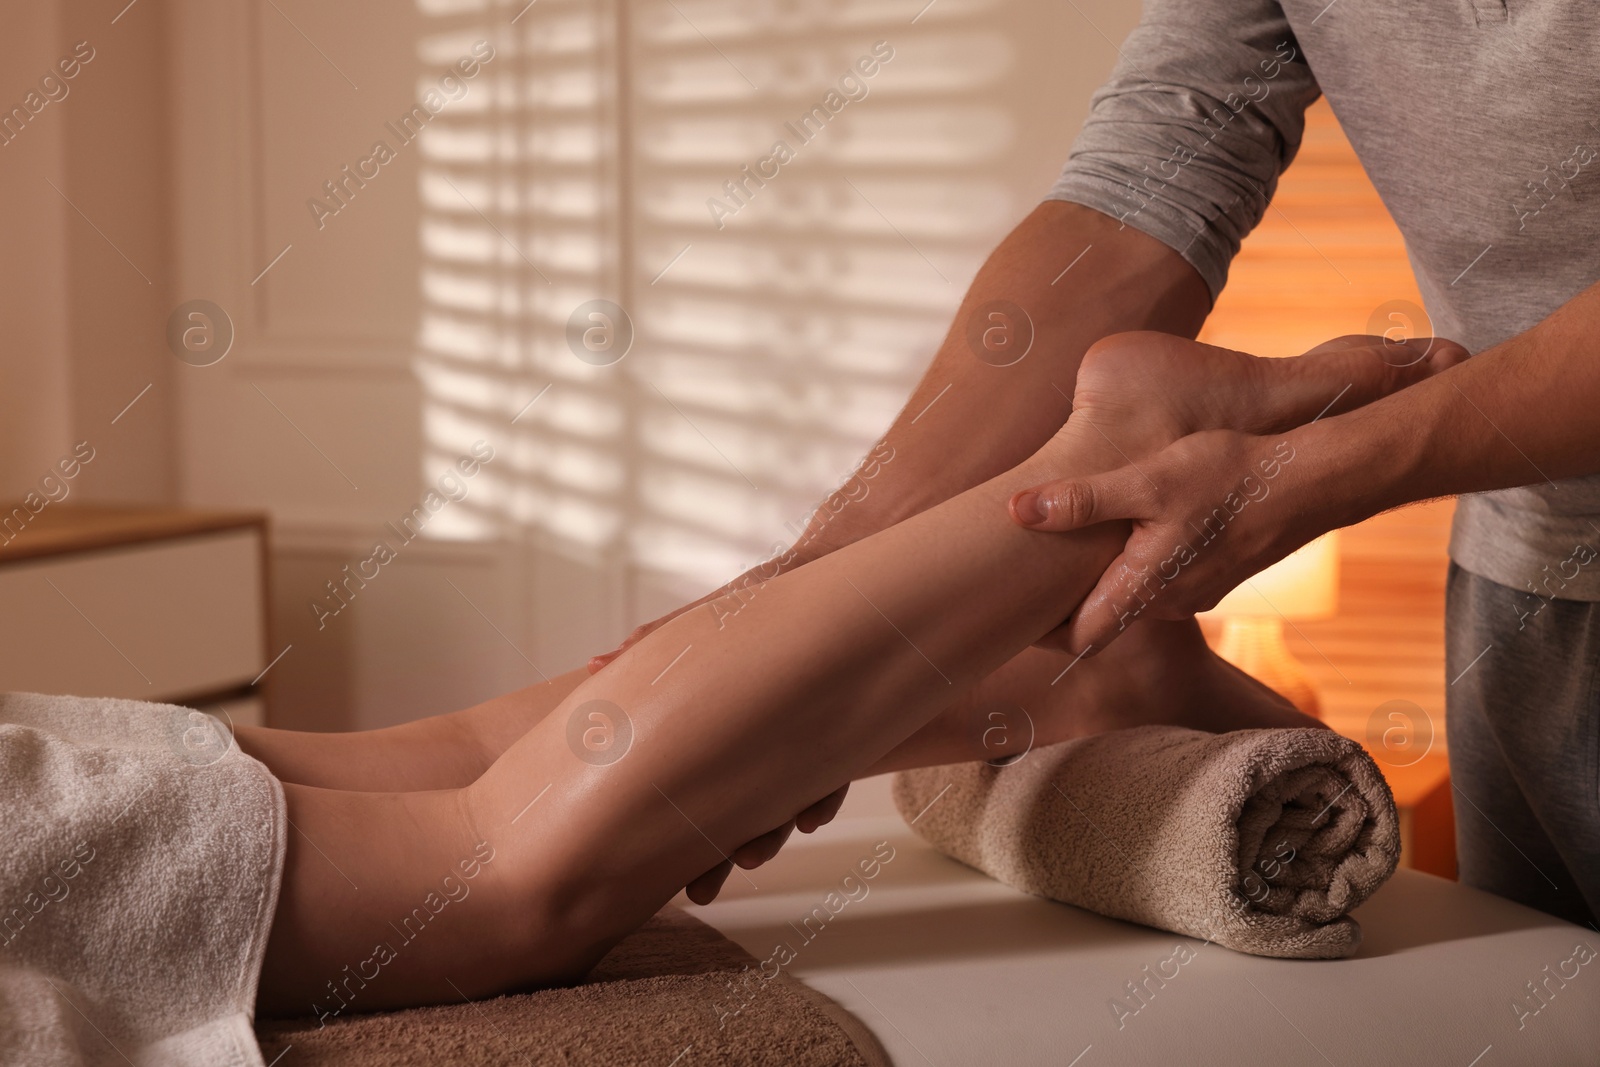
top-left (0, 529), bottom-right (265, 703)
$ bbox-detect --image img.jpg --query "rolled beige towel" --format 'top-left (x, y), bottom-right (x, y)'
top-left (893, 725), bottom-right (1400, 959)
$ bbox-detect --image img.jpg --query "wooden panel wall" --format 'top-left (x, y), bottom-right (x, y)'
top-left (1198, 99), bottom-right (1452, 747)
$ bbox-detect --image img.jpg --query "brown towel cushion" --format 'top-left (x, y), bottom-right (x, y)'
top-left (894, 725), bottom-right (1401, 959)
top-left (257, 906), bottom-right (888, 1066)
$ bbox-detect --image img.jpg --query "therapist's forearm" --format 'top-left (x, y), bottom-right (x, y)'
top-left (810, 200), bottom-right (1211, 546)
top-left (587, 201), bottom-right (1213, 666)
top-left (1299, 278), bottom-right (1600, 527)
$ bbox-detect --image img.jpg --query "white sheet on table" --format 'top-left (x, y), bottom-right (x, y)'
top-left (692, 778), bottom-right (1600, 1067)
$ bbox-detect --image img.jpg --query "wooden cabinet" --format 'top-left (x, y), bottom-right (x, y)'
top-left (1374, 751), bottom-right (1456, 880)
top-left (0, 506), bottom-right (270, 725)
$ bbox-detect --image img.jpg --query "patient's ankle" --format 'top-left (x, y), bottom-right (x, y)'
top-left (1065, 619), bottom-right (1323, 735)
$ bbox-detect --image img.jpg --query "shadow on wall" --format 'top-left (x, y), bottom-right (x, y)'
top-left (410, 0), bottom-right (1021, 665)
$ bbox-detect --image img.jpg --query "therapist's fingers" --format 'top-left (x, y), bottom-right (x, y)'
top-left (692, 788), bottom-right (849, 905)
top-left (588, 611), bottom-right (683, 674)
top-left (685, 860), bottom-right (734, 905)
top-left (1014, 428), bottom-right (1307, 655)
top-left (796, 785), bottom-right (849, 833)
top-left (1028, 545), bottom-right (1142, 656)
top-left (684, 818), bottom-right (801, 904)
top-left (732, 821), bottom-right (797, 869)
top-left (1032, 548), bottom-right (1141, 654)
top-left (1009, 463), bottom-right (1158, 534)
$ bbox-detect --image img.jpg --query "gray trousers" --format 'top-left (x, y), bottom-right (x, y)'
top-left (1446, 563), bottom-right (1600, 927)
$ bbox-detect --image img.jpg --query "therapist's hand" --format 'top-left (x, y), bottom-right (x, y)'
top-left (1015, 428), bottom-right (1332, 654)
top-left (682, 784), bottom-right (851, 904)
top-left (1009, 332), bottom-right (1469, 655)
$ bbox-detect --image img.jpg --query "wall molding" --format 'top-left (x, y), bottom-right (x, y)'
top-left (271, 520), bottom-right (510, 564)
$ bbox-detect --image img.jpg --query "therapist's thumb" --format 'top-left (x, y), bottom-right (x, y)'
top-left (1009, 468), bottom-right (1149, 532)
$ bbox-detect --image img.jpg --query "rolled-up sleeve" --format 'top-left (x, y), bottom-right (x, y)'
top-left (1045, 0), bottom-right (1321, 301)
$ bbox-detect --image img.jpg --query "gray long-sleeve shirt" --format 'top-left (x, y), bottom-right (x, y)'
top-left (1046, 0), bottom-right (1600, 602)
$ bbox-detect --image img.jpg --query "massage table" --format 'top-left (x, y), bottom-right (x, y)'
top-left (694, 774), bottom-right (1600, 1066)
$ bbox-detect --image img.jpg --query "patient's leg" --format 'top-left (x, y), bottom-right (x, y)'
top-left (256, 432), bottom-right (1115, 1015)
top-left (233, 337), bottom-right (1330, 793)
top-left (242, 333), bottom-right (1371, 797)
top-left (238, 629), bottom-right (1310, 909)
top-left (256, 336), bottom-right (1451, 1016)
top-left (254, 343), bottom-right (1359, 1015)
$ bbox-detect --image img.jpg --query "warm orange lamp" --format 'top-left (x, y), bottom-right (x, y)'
top-left (1203, 533), bottom-right (1340, 716)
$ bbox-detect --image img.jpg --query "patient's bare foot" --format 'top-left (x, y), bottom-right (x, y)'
top-left (1032, 330), bottom-right (1466, 480)
top-left (1024, 618), bottom-right (1327, 738)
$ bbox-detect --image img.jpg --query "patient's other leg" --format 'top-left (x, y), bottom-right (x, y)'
top-left (869, 625), bottom-right (1325, 774)
top-left (234, 672), bottom-right (585, 792)
top-left (236, 623), bottom-right (1307, 791)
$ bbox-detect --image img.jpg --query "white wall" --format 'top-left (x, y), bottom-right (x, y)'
top-left (163, 0), bottom-right (1142, 730)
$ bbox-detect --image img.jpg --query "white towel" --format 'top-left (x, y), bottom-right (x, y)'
top-left (0, 692), bottom-right (285, 1067)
